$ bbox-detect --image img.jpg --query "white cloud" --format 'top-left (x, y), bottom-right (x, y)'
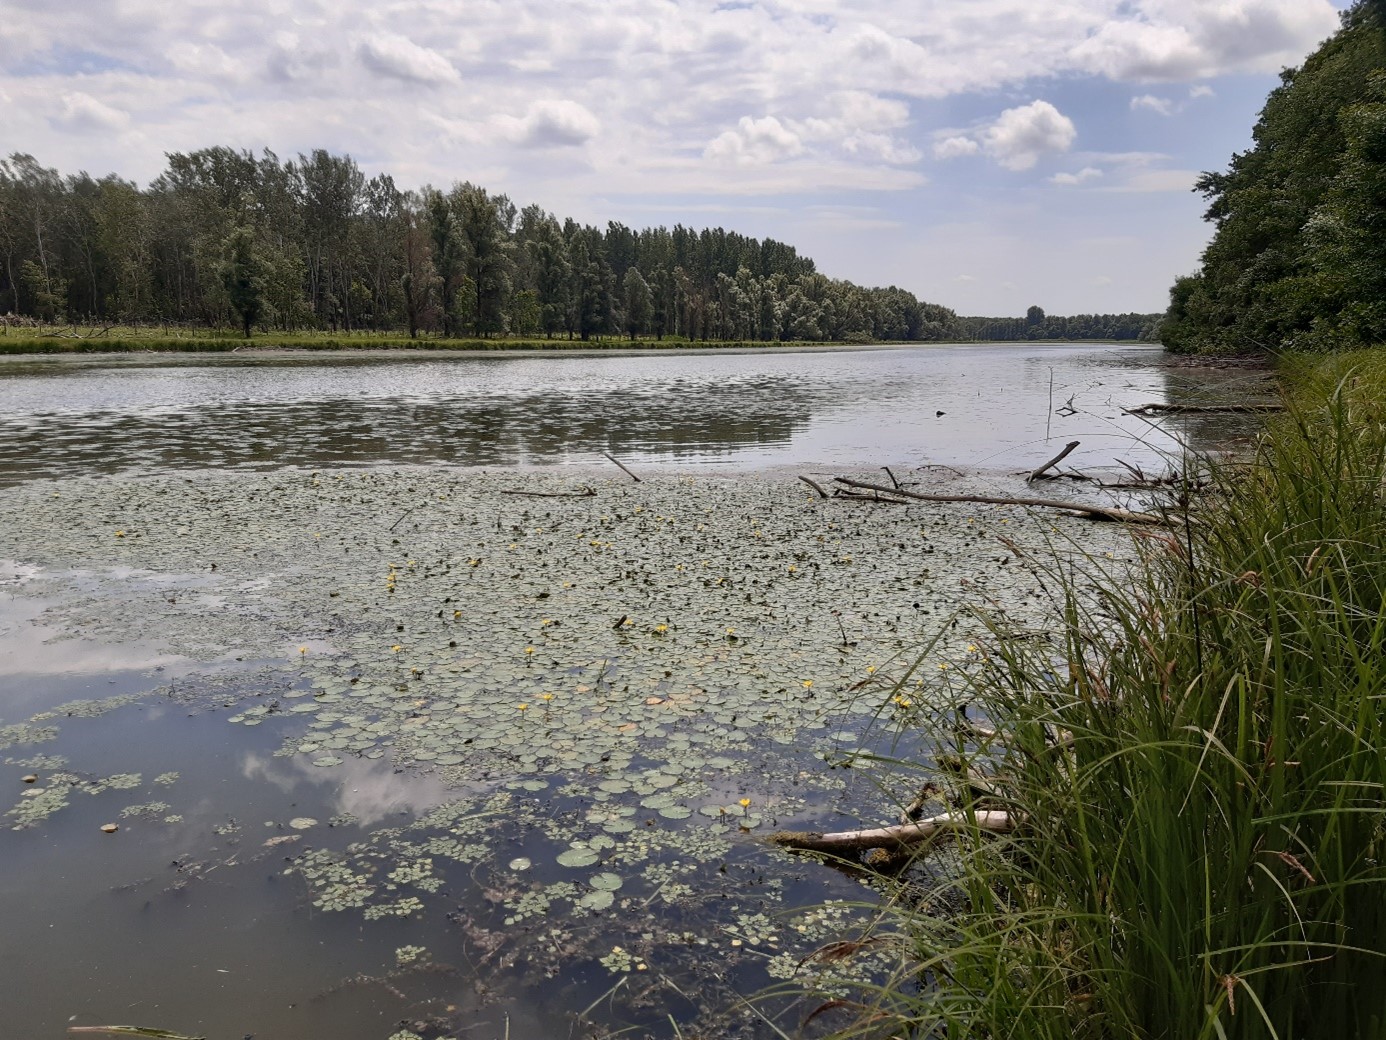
top-left (50, 91), bottom-right (130, 133)
top-left (705, 115), bottom-right (804, 166)
top-left (502, 99), bottom-right (601, 148)
top-left (1051, 166), bottom-right (1104, 185)
top-left (1189, 84), bottom-right (1215, 99)
top-left (1130, 94), bottom-right (1175, 115)
top-left (357, 33), bottom-right (460, 86)
top-left (982, 100), bottom-right (1076, 171)
top-left (933, 135), bottom-right (980, 160)
top-left (1070, 0), bottom-right (1338, 81)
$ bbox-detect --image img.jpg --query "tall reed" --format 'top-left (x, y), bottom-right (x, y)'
top-left (844, 353), bottom-right (1386, 1039)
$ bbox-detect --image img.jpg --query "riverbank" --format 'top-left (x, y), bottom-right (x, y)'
top-left (837, 350), bottom-right (1386, 1039)
top-left (0, 325), bottom-right (1155, 357)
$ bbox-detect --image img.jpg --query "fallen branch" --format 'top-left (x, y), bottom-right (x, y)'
top-left (771, 810), bottom-right (1014, 853)
top-left (69, 1028), bottom-right (206, 1040)
top-left (499, 486), bottom-right (597, 498)
top-left (882, 466), bottom-right (903, 490)
top-left (833, 489), bottom-right (907, 505)
top-left (832, 477), bottom-right (1170, 525)
top-left (1027, 440), bottom-right (1080, 482)
top-left (798, 475), bottom-right (830, 499)
top-left (1124, 402), bottom-right (1284, 416)
top-left (602, 452), bottom-right (641, 483)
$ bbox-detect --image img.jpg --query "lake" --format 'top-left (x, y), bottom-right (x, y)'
top-left (0, 343), bottom-right (1269, 481)
top-left (0, 344), bottom-right (1268, 1040)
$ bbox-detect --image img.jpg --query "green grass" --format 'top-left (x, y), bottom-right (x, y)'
top-left (836, 351), bottom-right (1386, 1039)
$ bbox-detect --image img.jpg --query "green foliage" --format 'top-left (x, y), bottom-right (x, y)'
top-left (841, 353), bottom-right (1386, 1038)
top-left (220, 222), bottom-right (264, 338)
top-left (1163, 2), bottom-right (1386, 353)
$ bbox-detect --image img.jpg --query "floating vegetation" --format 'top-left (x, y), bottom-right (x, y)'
top-left (1, 467), bottom-right (1129, 1033)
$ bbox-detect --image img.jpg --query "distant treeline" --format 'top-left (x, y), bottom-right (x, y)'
top-left (2, 148), bottom-right (1154, 344)
top-left (956, 306), bottom-right (1161, 343)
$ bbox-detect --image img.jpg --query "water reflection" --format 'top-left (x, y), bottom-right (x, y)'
top-left (0, 344), bottom-right (1255, 483)
top-left (242, 749), bottom-right (456, 826)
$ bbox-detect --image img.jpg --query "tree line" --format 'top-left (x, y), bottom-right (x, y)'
top-left (957, 306), bottom-right (1160, 343)
top-left (1, 146), bottom-right (1153, 344)
top-left (1162, 0), bottom-right (1386, 353)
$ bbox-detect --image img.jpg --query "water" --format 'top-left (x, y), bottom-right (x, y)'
top-left (0, 345), bottom-right (1269, 1039)
top-left (0, 344), bottom-right (1269, 482)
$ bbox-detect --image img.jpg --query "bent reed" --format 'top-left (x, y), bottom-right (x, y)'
top-left (832, 351), bottom-right (1386, 1039)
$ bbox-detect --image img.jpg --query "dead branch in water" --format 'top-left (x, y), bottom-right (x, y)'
top-left (1124, 402), bottom-right (1284, 416)
top-left (770, 810), bottom-right (1014, 853)
top-left (499, 486), bottom-right (597, 498)
top-left (832, 477), bottom-right (1171, 525)
top-left (1028, 440), bottom-right (1080, 482)
top-left (602, 452), bottom-right (641, 483)
top-left (798, 475), bottom-right (830, 499)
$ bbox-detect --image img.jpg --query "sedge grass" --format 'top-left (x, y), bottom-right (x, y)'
top-left (832, 352), bottom-right (1386, 1039)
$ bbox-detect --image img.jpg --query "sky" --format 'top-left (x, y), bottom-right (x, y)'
top-left (0, 0), bottom-right (1354, 316)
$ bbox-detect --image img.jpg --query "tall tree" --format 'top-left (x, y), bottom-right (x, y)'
top-left (622, 267), bottom-right (653, 340)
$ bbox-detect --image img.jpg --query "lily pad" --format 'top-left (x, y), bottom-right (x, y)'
top-left (557, 847), bottom-right (600, 868)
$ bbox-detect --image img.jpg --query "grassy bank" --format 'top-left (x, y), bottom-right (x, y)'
top-left (0, 326), bottom-right (877, 355)
top-left (847, 351), bottom-right (1386, 1038)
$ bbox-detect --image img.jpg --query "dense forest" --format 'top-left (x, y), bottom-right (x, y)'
top-left (0, 147), bottom-right (1156, 344)
top-left (1162, 0), bottom-right (1386, 353)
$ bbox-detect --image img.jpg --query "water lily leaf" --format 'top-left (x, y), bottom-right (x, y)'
top-left (579, 889), bottom-right (614, 911)
top-left (556, 848), bottom-right (600, 868)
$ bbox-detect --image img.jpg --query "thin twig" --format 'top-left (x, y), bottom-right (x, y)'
top-left (603, 452), bottom-right (642, 483)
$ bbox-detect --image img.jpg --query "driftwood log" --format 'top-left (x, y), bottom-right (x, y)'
top-left (832, 477), bottom-right (1169, 525)
top-left (1124, 402), bottom-right (1284, 416)
top-left (771, 810), bottom-right (1014, 854)
top-left (499, 487), bottom-right (597, 498)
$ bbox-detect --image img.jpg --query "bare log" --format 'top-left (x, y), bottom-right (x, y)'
top-left (799, 475), bottom-right (830, 499)
top-left (1027, 440), bottom-right (1080, 482)
top-left (832, 489), bottom-right (907, 505)
top-left (602, 452), bottom-right (642, 483)
top-left (499, 487), bottom-right (597, 498)
top-left (771, 810), bottom-right (1014, 853)
top-left (832, 477), bottom-right (1170, 525)
top-left (1124, 402), bottom-right (1284, 416)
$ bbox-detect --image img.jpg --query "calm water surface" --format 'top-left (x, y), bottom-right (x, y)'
top-left (0, 344), bottom-right (1270, 481)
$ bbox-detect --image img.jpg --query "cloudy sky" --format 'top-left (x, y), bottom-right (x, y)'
top-left (0, 0), bottom-right (1350, 315)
